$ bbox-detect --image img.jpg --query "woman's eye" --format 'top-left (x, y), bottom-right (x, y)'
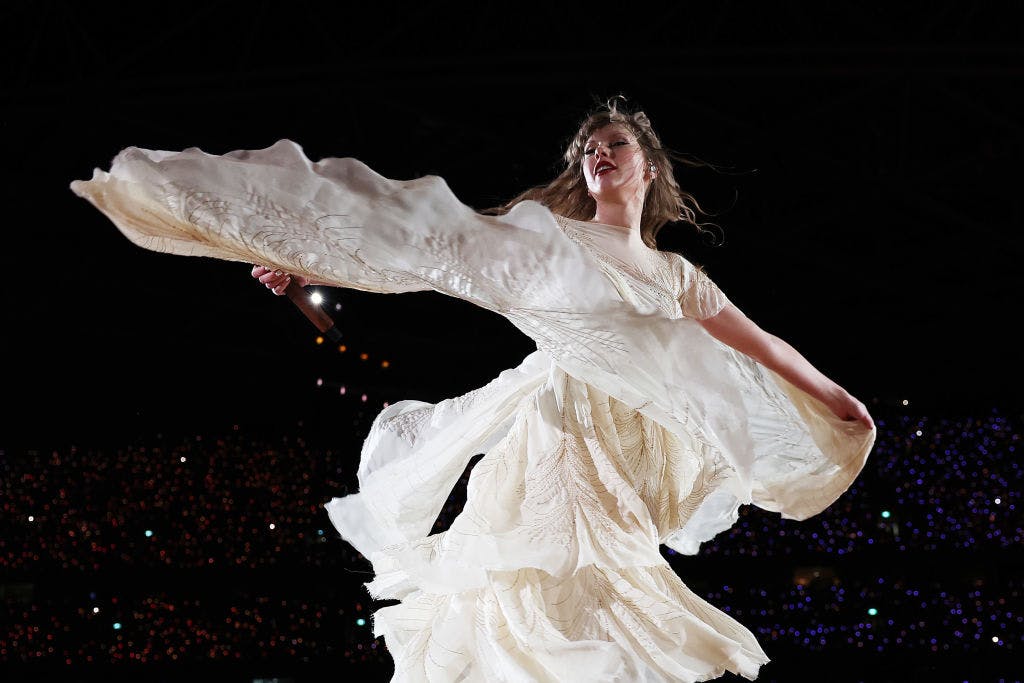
top-left (584, 141), bottom-right (628, 155)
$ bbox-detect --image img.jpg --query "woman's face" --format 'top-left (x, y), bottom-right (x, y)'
top-left (581, 123), bottom-right (650, 200)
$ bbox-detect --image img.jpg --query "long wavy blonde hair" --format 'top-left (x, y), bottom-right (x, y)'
top-left (485, 96), bottom-right (720, 249)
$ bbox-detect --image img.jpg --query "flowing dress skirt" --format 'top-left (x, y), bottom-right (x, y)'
top-left (353, 364), bottom-right (770, 682)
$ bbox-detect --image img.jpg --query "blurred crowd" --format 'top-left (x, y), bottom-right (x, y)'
top-left (1, 402), bottom-right (1020, 673)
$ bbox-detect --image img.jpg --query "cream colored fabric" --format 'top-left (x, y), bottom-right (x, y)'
top-left (362, 364), bottom-right (770, 681)
top-left (71, 139), bottom-right (875, 681)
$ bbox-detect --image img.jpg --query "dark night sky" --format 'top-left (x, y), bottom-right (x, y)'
top-left (3, 2), bottom-right (1023, 445)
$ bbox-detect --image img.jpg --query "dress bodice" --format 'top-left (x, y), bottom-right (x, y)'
top-left (553, 215), bottom-right (729, 321)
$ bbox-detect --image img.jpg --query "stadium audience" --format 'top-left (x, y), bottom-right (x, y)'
top-left (2, 401), bottom-right (1020, 674)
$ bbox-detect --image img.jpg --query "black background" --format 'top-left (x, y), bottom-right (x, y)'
top-left (2, 4), bottom-right (1023, 683)
top-left (3, 2), bottom-right (1023, 445)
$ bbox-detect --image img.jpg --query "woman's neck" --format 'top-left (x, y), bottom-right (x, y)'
top-left (591, 200), bottom-right (646, 248)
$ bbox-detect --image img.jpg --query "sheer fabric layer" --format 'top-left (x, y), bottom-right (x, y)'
top-left (69, 139), bottom-right (875, 535)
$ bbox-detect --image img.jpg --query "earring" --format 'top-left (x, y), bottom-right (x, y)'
top-left (648, 161), bottom-right (656, 175)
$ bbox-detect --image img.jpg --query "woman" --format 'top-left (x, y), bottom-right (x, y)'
top-left (72, 98), bottom-right (875, 681)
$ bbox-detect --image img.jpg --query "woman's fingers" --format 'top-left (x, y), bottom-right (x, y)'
top-left (252, 265), bottom-right (291, 295)
top-left (251, 265), bottom-right (316, 293)
top-left (271, 274), bottom-right (291, 295)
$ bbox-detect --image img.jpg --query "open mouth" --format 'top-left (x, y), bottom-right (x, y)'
top-left (595, 162), bottom-right (616, 176)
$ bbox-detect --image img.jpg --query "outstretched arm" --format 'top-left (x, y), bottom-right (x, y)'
top-left (699, 302), bottom-right (874, 431)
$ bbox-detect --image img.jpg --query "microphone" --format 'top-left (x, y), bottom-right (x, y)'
top-left (284, 280), bottom-right (342, 342)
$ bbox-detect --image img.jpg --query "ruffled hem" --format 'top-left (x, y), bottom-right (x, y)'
top-left (373, 563), bottom-right (768, 683)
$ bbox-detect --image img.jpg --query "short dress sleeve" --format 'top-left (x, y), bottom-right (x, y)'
top-left (670, 252), bottom-right (730, 320)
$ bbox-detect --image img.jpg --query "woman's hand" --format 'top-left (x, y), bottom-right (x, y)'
top-left (824, 387), bottom-right (875, 431)
top-left (251, 265), bottom-right (309, 295)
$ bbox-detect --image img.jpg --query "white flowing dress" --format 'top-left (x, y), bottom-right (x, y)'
top-left (70, 140), bottom-right (876, 682)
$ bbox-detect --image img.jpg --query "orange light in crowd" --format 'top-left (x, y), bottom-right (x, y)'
top-left (359, 353), bottom-right (369, 360)
top-left (338, 345), bottom-right (347, 353)
top-left (381, 360), bottom-right (390, 368)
